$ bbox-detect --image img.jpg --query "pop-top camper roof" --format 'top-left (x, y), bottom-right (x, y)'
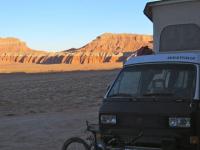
top-left (144, 0), bottom-right (200, 53)
top-left (144, 0), bottom-right (198, 21)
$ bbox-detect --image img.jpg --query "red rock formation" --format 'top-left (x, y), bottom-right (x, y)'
top-left (0, 38), bottom-right (31, 52)
top-left (0, 33), bottom-right (153, 64)
top-left (78, 33), bottom-right (152, 53)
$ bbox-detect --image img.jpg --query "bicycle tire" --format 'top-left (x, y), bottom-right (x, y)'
top-left (62, 137), bottom-right (90, 150)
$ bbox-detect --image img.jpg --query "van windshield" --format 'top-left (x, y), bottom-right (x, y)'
top-left (108, 64), bottom-right (196, 99)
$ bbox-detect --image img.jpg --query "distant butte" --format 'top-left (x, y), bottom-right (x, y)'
top-left (0, 37), bottom-right (31, 52)
top-left (0, 33), bottom-right (153, 64)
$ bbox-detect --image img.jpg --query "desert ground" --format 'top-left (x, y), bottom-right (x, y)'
top-left (0, 63), bottom-right (122, 73)
top-left (0, 67), bottom-right (120, 150)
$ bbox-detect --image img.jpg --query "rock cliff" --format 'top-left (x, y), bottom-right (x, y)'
top-left (0, 33), bottom-right (153, 64)
top-left (79, 33), bottom-right (152, 53)
top-left (0, 38), bottom-right (31, 52)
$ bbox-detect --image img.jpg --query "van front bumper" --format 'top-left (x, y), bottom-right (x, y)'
top-left (99, 128), bottom-right (199, 150)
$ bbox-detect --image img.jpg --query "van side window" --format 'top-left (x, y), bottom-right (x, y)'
top-left (160, 24), bottom-right (200, 52)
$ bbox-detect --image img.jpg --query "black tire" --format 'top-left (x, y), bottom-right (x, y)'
top-left (62, 137), bottom-right (90, 150)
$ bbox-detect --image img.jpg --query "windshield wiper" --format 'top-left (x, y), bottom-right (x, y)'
top-left (109, 93), bottom-right (133, 98)
top-left (143, 92), bottom-right (174, 97)
top-left (108, 93), bottom-right (139, 101)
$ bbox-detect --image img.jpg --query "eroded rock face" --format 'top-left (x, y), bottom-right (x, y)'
top-left (0, 38), bottom-right (31, 52)
top-left (0, 33), bottom-right (153, 64)
top-left (79, 33), bottom-right (152, 53)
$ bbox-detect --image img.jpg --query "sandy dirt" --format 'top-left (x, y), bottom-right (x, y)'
top-left (0, 63), bottom-right (122, 73)
top-left (0, 69), bottom-right (120, 150)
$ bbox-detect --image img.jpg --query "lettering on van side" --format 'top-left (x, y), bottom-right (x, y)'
top-left (167, 56), bottom-right (196, 61)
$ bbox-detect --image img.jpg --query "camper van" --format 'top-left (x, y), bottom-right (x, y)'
top-left (99, 0), bottom-right (200, 150)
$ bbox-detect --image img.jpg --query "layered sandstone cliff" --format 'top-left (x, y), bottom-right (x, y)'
top-left (0, 38), bottom-right (31, 52)
top-left (0, 33), bottom-right (153, 64)
top-left (79, 33), bottom-right (152, 53)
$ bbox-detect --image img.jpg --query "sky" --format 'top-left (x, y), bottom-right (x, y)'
top-left (0, 0), bottom-right (153, 51)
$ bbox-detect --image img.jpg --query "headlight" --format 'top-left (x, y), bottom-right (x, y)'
top-left (169, 117), bottom-right (191, 128)
top-left (100, 115), bottom-right (117, 124)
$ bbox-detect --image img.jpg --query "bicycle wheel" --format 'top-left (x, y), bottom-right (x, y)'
top-left (62, 137), bottom-right (90, 150)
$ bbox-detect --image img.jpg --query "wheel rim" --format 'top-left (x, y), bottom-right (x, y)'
top-left (67, 142), bottom-right (87, 150)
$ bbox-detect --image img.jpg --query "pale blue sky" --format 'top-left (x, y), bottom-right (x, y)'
top-left (0, 0), bottom-right (153, 51)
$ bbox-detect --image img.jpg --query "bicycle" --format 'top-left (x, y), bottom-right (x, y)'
top-left (62, 121), bottom-right (104, 150)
